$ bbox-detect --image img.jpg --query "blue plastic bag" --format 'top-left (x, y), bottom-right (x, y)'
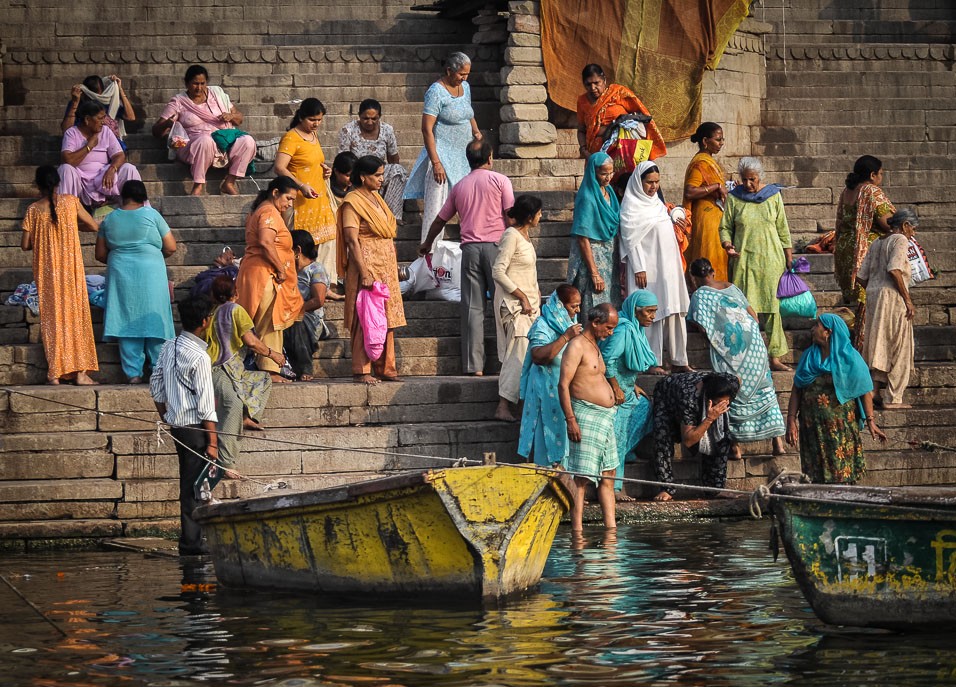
top-left (779, 290), bottom-right (817, 319)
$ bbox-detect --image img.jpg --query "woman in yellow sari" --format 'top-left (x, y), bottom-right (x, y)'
top-left (575, 64), bottom-right (666, 160)
top-left (337, 155), bottom-right (406, 383)
top-left (683, 122), bottom-right (729, 282)
top-left (275, 98), bottom-right (338, 282)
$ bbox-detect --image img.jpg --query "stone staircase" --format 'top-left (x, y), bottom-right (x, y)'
top-left (1, 0), bottom-right (956, 544)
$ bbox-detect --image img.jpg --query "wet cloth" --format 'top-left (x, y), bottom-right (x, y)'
top-left (688, 284), bottom-right (784, 442)
top-left (858, 233), bottom-right (913, 405)
top-left (719, 190), bottom-right (792, 359)
top-left (834, 182), bottom-right (895, 347)
top-left (600, 290), bottom-right (657, 488)
top-left (566, 399), bottom-right (618, 484)
top-left (278, 128), bottom-right (337, 246)
top-left (72, 79), bottom-right (126, 139)
top-left (518, 291), bottom-right (574, 466)
top-left (492, 227), bottom-right (540, 403)
top-left (21, 195), bottom-right (98, 379)
top-left (682, 151), bottom-right (728, 281)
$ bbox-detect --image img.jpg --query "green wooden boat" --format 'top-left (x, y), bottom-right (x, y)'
top-left (771, 483), bottom-right (956, 630)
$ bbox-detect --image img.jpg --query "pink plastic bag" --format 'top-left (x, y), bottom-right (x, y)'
top-left (355, 281), bottom-right (390, 360)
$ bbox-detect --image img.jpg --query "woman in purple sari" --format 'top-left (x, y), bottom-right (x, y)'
top-left (152, 64), bottom-right (256, 196)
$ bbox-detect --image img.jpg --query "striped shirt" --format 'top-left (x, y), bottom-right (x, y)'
top-left (149, 332), bottom-right (218, 427)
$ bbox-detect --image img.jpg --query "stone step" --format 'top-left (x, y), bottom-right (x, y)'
top-left (1, 18), bottom-right (475, 50)
top-left (763, 83), bottom-right (956, 100)
top-left (766, 69), bottom-right (955, 88)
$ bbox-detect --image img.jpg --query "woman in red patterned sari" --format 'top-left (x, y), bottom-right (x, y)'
top-left (834, 155), bottom-right (895, 348)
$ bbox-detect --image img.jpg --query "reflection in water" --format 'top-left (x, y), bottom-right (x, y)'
top-left (1, 521), bottom-right (954, 686)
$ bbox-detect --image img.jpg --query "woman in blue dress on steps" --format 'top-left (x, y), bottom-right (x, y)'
top-left (95, 180), bottom-right (176, 383)
top-left (405, 51), bottom-right (482, 246)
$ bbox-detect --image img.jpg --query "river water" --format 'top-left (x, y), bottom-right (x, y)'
top-left (1, 520), bottom-right (954, 686)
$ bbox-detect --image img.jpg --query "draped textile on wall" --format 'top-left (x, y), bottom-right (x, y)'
top-left (540, 0), bottom-right (752, 141)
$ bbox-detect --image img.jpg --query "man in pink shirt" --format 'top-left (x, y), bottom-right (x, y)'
top-left (419, 140), bottom-right (515, 375)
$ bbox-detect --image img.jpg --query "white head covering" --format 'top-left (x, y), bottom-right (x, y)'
top-left (80, 78), bottom-right (126, 140)
top-left (619, 161), bottom-right (671, 270)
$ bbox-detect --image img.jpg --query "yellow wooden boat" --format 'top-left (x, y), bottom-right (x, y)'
top-left (193, 464), bottom-right (574, 599)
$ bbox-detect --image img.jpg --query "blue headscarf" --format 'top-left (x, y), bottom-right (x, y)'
top-left (519, 291), bottom-right (574, 398)
top-left (794, 313), bottom-right (872, 411)
top-left (570, 152), bottom-right (620, 242)
top-left (730, 183), bottom-right (785, 204)
top-left (600, 290), bottom-right (658, 374)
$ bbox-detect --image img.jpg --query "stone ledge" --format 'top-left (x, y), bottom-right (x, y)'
top-left (769, 44), bottom-right (954, 61)
top-left (6, 44), bottom-right (502, 66)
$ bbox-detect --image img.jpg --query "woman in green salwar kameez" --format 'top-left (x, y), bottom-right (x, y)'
top-left (719, 157), bottom-right (794, 372)
top-left (786, 314), bottom-right (886, 484)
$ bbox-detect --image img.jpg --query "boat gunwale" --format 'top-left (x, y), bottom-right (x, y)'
top-left (773, 483), bottom-right (956, 509)
top-left (194, 464), bottom-right (572, 523)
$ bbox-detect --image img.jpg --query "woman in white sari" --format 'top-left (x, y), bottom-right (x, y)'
top-left (619, 161), bottom-right (692, 374)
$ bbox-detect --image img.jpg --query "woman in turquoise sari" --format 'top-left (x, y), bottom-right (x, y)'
top-left (599, 290), bottom-right (658, 497)
top-left (688, 258), bottom-right (786, 456)
top-left (518, 285), bottom-right (582, 466)
top-left (786, 313), bottom-right (886, 483)
top-left (567, 152), bottom-right (621, 321)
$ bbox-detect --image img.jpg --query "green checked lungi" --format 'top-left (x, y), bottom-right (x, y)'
top-left (566, 399), bottom-right (618, 483)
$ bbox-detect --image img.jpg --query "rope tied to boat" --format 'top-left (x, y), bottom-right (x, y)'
top-left (748, 470), bottom-right (810, 519)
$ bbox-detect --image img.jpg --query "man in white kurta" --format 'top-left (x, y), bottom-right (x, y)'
top-left (618, 161), bottom-right (691, 371)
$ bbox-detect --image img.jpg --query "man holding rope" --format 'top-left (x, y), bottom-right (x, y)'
top-left (149, 295), bottom-right (220, 556)
top-left (558, 303), bottom-right (620, 533)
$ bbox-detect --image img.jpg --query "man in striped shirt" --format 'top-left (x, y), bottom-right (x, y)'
top-left (150, 295), bottom-right (220, 556)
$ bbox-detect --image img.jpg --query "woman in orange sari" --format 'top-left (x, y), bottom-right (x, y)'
top-left (683, 122), bottom-right (729, 282)
top-left (235, 176), bottom-right (304, 382)
top-left (337, 155), bottom-right (406, 383)
top-left (576, 64), bottom-right (666, 160)
top-left (834, 155), bottom-right (895, 348)
top-left (21, 165), bottom-right (100, 385)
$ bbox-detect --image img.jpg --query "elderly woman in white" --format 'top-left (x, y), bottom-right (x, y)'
top-left (619, 160), bottom-right (692, 374)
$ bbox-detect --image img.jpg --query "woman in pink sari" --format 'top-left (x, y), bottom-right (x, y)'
top-left (152, 64), bottom-right (255, 196)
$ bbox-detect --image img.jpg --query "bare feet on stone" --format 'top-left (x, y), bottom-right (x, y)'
top-left (731, 443), bottom-right (743, 460)
top-left (243, 418), bottom-right (264, 431)
top-left (353, 374), bottom-right (379, 385)
top-left (270, 373), bottom-right (292, 384)
top-left (770, 357), bottom-right (791, 372)
top-left (220, 179), bottom-right (240, 196)
top-left (648, 366), bottom-right (667, 375)
top-left (882, 402), bottom-right (912, 409)
top-left (190, 183), bottom-right (205, 196)
top-left (670, 365), bottom-right (694, 374)
top-left (615, 491), bottom-right (636, 503)
top-left (652, 491), bottom-right (673, 502)
top-left (772, 436), bottom-right (786, 455)
top-left (75, 372), bottom-right (98, 386)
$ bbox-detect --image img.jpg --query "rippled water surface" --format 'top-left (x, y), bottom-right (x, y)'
top-left (2, 521), bottom-right (955, 686)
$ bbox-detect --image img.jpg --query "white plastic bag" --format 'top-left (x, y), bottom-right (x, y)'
top-left (429, 240), bottom-right (462, 291)
top-left (167, 120), bottom-right (189, 160)
top-left (399, 256), bottom-right (439, 295)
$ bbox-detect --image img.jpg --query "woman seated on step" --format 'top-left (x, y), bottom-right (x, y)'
top-left (152, 64), bottom-right (255, 196)
top-left (61, 74), bottom-right (136, 143)
top-left (59, 100), bottom-right (145, 207)
top-left (338, 98), bottom-right (408, 220)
